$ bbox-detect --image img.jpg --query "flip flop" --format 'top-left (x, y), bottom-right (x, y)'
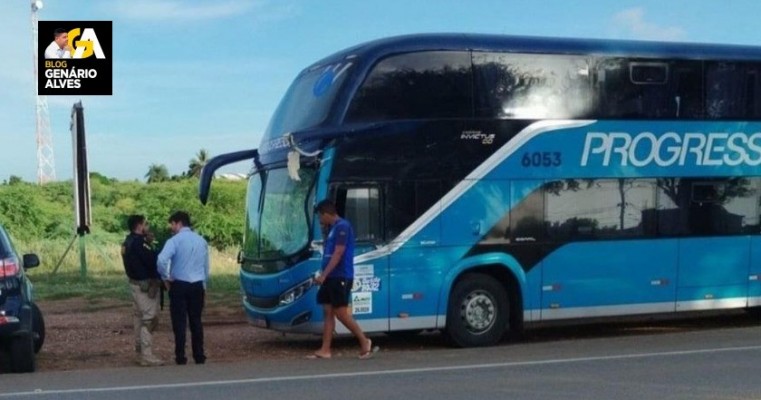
top-left (306, 353), bottom-right (331, 360)
top-left (358, 340), bottom-right (379, 360)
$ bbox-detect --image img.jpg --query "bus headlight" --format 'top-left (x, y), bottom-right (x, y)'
top-left (279, 278), bottom-right (315, 306)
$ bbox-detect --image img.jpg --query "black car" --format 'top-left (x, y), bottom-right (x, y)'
top-left (0, 224), bottom-right (44, 373)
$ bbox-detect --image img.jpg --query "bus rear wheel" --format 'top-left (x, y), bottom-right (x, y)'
top-left (445, 273), bottom-right (509, 347)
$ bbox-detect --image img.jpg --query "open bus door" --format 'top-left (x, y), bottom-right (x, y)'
top-left (331, 184), bottom-right (390, 333)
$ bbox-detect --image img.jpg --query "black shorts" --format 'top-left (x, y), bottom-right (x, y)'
top-left (316, 278), bottom-right (353, 308)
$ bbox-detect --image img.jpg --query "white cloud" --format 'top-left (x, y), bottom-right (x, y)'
top-left (109, 0), bottom-right (297, 23)
top-left (112, 0), bottom-right (254, 21)
top-left (612, 8), bottom-right (685, 41)
top-left (250, 2), bottom-right (300, 24)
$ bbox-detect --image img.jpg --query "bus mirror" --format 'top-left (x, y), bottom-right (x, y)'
top-left (198, 149), bottom-right (259, 205)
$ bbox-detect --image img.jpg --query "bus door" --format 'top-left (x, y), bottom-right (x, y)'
top-left (674, 180), bottom-right (754, 311)
top-left (332, 184), bottom-right (390, 332)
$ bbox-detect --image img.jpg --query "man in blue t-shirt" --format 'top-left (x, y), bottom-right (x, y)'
top-left (308, 199), bottom-right (378, 360)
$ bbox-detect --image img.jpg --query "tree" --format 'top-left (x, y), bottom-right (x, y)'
top-left (187, 149), bottom-right (210, 178)
top-left (89, 171), bottom-right (116, 185)
top-left (8, 175), bottom-right (23, 186)
top-left (656, 177), bottom-right (754, 208)
top-left (145, 164), bottom-right (169, 183)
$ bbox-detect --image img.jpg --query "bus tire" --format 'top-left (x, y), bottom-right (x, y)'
top-left (445, 273), bottom-right (509, 347)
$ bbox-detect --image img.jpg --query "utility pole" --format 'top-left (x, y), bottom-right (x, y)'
top-left (31, 0), bottom-right (56, 184)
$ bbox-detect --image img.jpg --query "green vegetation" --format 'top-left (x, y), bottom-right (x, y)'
top-left (23, 238), bottom-right (242, 304)
top-left (0, 174), bottom-right (248, 304)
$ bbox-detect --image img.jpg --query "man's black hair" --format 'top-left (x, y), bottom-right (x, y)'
top-left (168, 211), bottom-right (191, 227)
top-left (314, 199), bottom-right (337, 215)
top-left (127, 215), bottom-right (145, 232)
top-left (54, 28), bottom-right (67, 38)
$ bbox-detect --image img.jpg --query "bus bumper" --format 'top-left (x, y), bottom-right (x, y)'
top-left (240, 261), bottom-right (324, 334)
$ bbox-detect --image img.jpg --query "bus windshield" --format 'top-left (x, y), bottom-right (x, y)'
top-left (244, 168), bottom-right (316, 262)
top-left (263, 60), bottom-right (353, 140)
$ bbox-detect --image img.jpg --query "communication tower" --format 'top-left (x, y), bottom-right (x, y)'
top-left (31, 0), bottom-right (56, 184)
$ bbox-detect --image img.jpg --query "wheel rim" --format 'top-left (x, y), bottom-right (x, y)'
top-left (459, 289), bottom-right (497, 334)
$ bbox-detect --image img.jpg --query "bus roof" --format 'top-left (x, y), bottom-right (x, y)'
top-left (310, 33), bottom-right (761, 68)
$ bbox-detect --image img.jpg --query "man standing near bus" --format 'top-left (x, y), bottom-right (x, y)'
top-left (121, 215), bottom-right (164, 367)
top-left (308, 200), bottom-right (379, 360)
top-left (157, 211), bottom-right (209, 365)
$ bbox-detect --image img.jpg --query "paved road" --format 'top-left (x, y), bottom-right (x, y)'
top-left (1, 321), bottom-right (761, 399)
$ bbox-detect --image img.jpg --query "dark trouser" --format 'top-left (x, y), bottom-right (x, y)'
top-left (169, 280), bottom-right (205, 364)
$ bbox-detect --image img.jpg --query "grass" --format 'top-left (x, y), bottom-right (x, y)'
top-left (18, 238), bottom-right (243, 306)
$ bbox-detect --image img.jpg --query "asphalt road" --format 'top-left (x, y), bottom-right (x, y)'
top-left (1, 317), bottom-right (761, 400)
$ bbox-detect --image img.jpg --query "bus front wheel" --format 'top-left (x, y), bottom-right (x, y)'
top-left (445, 273), bottom-right (509, 347)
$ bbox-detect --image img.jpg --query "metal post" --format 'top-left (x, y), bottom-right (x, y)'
top-left (78, 234), bottom-right (87, 278)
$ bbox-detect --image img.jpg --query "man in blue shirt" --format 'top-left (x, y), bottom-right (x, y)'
top-left (157, 211), bottom-right (209, 365)
top-left (308, 200), bottom-right (378, 360)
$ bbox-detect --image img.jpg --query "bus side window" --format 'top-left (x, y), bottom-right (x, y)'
top-left (472, 52), bottom-right (593, 119)
top-left (595, 58), bottom-right (702, 119)
top-left (656, 178), bottom-right (759, 236)
top-left (545, 179), bottom-right (655, 241)
top-left (332, 186), bottom-right (382, 242)
top-left (673, 66), bottom-right (704, 118)
top-left (346, 51), bottom-right (472, 122)
top-left (696, 178), bottom-right (760, 235)
top-left (655, 178), bottom-right (689, 236)
top-left (706, 62), bottom-right (761, 119)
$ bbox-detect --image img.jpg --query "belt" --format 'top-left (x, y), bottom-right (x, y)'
top-left (171, 280), bottom-right (204, 285)
top-left (129, 278), bottom-right (159, 285)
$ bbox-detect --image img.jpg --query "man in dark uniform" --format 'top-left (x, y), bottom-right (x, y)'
top-left (122, 214), bottom-right (164, 366)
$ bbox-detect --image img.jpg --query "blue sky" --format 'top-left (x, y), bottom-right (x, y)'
top-left (2, 0), bottom-right (761, 182)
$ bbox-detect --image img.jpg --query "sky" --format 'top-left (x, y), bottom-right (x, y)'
top-left (2, 0), bottom-right (761, 182)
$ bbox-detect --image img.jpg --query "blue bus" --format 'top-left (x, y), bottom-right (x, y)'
top-left (200, 34), bottom-right (761, 347)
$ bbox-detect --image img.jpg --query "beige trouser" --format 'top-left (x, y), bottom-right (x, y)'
top-left (130, 281), bottom-right (160, 359)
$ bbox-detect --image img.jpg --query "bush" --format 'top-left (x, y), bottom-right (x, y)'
top-left (0, 178), bottom-right (247, 250)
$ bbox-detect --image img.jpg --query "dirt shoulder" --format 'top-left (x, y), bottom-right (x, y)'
top-left (35, 298), bottom-right (324, 371)
top-left (29, 296), bottom-right (451, 372)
